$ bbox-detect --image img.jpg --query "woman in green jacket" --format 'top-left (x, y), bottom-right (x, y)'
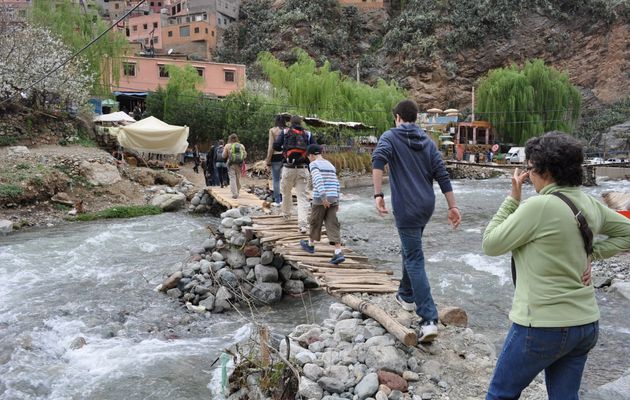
top-left (482, 132), bottom-right (630, 399)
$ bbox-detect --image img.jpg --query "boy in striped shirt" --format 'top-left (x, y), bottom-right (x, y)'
top-left (300, 144), bottom-right (345, 265)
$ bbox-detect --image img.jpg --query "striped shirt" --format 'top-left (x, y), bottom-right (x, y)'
top-left (309, 158), bottom-right (340, 205)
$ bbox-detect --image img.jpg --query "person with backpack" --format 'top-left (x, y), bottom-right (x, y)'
top-left (222, 134), bottom-right (247, 199)
top-left (266, 114), bottom-right (288, 204)
top-left (214, 139), bottom-right (228, 188)
top-left (273, 115), bottom-right (317, 233)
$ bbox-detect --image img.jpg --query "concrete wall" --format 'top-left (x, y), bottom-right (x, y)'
top-left (595, 166), bottom-right (630, 180)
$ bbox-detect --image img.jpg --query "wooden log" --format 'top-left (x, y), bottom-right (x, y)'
top-left (340, 294), bottom-right (417, 346)
top-left (331, 287), bottom-right (397, 294)
top-left (283, 251), bottom-right (369, 261)
top-left (298, 261), bottom-right (375, 269)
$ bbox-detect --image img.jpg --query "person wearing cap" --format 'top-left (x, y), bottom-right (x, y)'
top-left (300, 144), bottom-right (345, 265)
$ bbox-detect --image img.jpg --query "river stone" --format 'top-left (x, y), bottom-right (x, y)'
top-left (221, 209), bottom-right (242, 219)
top-left (295, 350), bottom-right (317, 366)
top-left (438, 306), bottom-right (468, 327)
top-left (161, 271), bottom-right (182, 292)
top-left (221, 217), bottom-right (235, 228)
top-left (246, 268), bottom-right (255, 281)
top-left (213, 286), bottom-right (232, 313)
top-left (246, 257), bottom-right (262, 267)
top-left (211, 261), bottom-right (225, 272)
top-left (210, 251), bottom-right (224, 262)
top-left (402, 371), bottom-right (419, 381)
top-left (166, 288), bottom-right (182, 299)
top-left (234, 216), bottom-right (252, 226)
top-left (226, 249), bottom-right (246, 268)
top-left (327, 365), bottom-right (352, 389)
top-left (283, 279), bottom-right (305, 295)
top-left (255, 264), bottom-right (278, 283)
top-left (303, 363), bottom-right (324, 381)
top-left (304, 276), bottom-right (319, 289)
top-left (243, 245), bottom-right (261, 258)
top-left (318, 377), bottom-right (345, 394)
top-left (299, 377), bottom-right (323, 399)
top-left (69, 336), bottom-right (87, 350)
top-left (231, 234), bottom-right (246, 247)
top-left (199, 294), bottom-right (215, 311)
top-left (261, 250), bottom-right (274, 265)
top-left (217, 269), bottom-right (238, 288)
top-left (587, 367), bottom-right (630, 399)
top-left (278, 264), bottom-right (293, 282)
top-left (610, 281), bottom-right (630, 301)
top-left (201, 238), bottom-right (216, 251)
top-left (375, 391), bottom-right (388, 400)
top-left (7, 145), bottom-right (29, 155)
top-left (334, 319), bottom-right (361, 342)
top-left (191, 195), bottom-right (201, 206)
top-left (79, 161), bottom-right (121, 186)
top-left (365, 335), bottom-right (395, 347)
top-left (365, 346), bottom-right (406, 374)
top-left (291, 269), bottom-right (308, 280)
top-left (150, 192), bottom-right (186, 211)
top-left (272, 254), bottom-right (284, 268)
top-left (377, 370), bottom-right (407, 392)
top-left (329, 304), bottom-right (350, 320)
top-left (355, 372), bottom-right (379, 400)
top-left (199, 260), bottom-right (211, 274)
top-left (250, 282), bottom-right (283, 305)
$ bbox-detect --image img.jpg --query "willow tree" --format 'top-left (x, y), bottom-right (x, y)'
top-left (29, 0), bottom-right (129, 95)
top-left (257, 49), bottom-right (405, 133)
top-left (476, 59), bottom-right (581, 145)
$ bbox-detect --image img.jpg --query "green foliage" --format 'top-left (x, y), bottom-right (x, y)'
top-left (0, 184), bottom-right (23, 200)
top-left (576, 96), bottom-right (630, 143)
top-left (0, 136), bottom-right (18, 146)
top-left (74, 205), bottom-right (162, 221)
top-left (476, 59), bottom-right (581, 145)
top-left (258, 49), bottom-right (406, 133)
top-left (29, 0), bottom-right (129, 95)
top-left (16, 163), bottom-right (30, 170)
top-left (325, 152), bottom-right (372, 173)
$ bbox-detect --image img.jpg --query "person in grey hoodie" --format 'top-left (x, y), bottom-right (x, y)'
top-left (372, 99), bottom-right (462, 343)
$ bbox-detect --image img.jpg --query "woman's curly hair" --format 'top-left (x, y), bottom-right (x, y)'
top-left (525, 131), bottom-right (584, 186)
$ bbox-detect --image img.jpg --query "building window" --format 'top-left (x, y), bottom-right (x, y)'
top-left (153, 36), bottom-right (158, 44)
top-left (158, 2), bottom-right (162, 6)
top-left (195, 68), bottom-right (204, 77)
top-left (194, 27), bottom-right (199, 34)
top-left (150, 1), bottom-right (154, 6)
top-left (158, 65), bottom-right (170, 78)
top-left (126, 28), bottom-right (130, 36)
top-left (168, 30), bottom-right (173, 37)
top-left (179, 26), bottom-right (190, 37)
top-left (177, 3), bottom-right (181, 13)
top-left (114, 3), bottom-right (119, 9)
top-left (145, 38), bottom-right (149, 44)
top-left (211, 30), bottom-right (214, 37)
top-left (133, 25), bottom-right (138, 31)
top-left (224, 70), bottom-right (235, 82)
top-left (153, 22), bottom-right (158, 28)
top-left (143, 23), bottom-right (148, 30)
top-left (123, 62), bottom-right (136, 77)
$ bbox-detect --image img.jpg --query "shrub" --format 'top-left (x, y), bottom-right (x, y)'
top-left (74, 205), bottom-right (162, 222)
top-left (0, 184), bottom-right (23, 200)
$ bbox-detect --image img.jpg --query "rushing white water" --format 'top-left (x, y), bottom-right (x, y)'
top-left (0, 177), bottom-right (628, 398)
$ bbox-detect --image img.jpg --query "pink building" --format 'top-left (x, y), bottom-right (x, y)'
top-left (0, 0), bottom-right (31, 21)
top-left (112, 56), bottom-right (245, 97)
top-left (126, 13), bottom-right (164, 50)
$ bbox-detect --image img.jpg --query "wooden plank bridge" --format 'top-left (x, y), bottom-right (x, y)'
top-left (205, 186), bottom-right (398, 295)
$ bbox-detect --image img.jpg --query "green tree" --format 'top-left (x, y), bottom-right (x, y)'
top-left (29, 0), bottom-right (129, 95)
top-left (257, 49), bottom-right (406, 133)
top-left (476, 59), bottom-right (581, 145)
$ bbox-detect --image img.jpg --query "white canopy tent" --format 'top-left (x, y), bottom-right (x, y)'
top-left (113, 116), bottom-right (189, 155)
top-left (93, 111), bottom-right (136, 123)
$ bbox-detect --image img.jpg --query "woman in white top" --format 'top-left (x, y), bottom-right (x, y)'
top-left (266, 115), bottom-right (287, 204)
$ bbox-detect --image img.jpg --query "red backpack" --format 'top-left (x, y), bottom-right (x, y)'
top-left (283, 127), bottom-right (308, 165)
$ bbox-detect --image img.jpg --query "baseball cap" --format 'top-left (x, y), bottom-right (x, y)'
top-left (306, 144), bottom-right (321, 155)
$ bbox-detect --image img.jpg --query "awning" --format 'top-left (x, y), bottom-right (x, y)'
top-left (441, 140), bottom-right (455, 145)
top-left (114, 91), bottom-right (149, 97)
top-left (93, 111), bottom-right (136, 123)
top-left (113, 116), bottom-right (189, 154)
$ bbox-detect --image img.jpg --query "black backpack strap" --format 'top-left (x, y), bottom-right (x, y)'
top-left (510, 191), bottom-right (594, 287)
top-left (551, 192), bottom-right (594, 256)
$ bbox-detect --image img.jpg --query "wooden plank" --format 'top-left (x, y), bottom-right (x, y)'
top-left (283, 251), bottom-right (369, 261)
top-left (331, 287), bottom-right (398, 294)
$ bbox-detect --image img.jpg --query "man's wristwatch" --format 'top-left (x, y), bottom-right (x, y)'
top-left (373, 193), bottom-right (384, 199)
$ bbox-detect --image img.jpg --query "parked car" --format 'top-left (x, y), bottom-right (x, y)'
top-left (587, 157), bottom-right (605, 164)
top-left (605, 158), bottom-right (623, 164)
top-left (506, 147), bottom-right (525, 164)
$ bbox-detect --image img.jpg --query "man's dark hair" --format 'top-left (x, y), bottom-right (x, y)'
top-left (290, 115), bottom-right (302, 126)
top-left (275, 114), bottom-right (287, 129)
top-left (393, 100), bottom-right (419, 123)
top-left (525, 131), bottom-right (584, 186)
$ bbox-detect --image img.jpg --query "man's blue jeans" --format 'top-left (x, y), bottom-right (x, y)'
top-left (487, 322), bottom-right (599, 400)
top-left (397, 227), bottom-right (438, 322)
top-left (271, 161), bottom-right (283, 204)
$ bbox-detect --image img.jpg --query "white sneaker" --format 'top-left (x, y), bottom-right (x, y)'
top-left (418, 320), bottom-right (438, 343)
top-left (299, 226), bottom-right (308, 234)
top-left (395, 294), bottom-right (415, 312)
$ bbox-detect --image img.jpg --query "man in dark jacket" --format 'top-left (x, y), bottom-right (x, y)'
top-left (273, 115), bottom-right (317, 233)
top-left (372, 99), bottom-right (461, 343)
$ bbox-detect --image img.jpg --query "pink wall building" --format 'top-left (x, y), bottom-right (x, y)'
top-left (112, 56), bottom-right (245, 97)
top-left (126, 14), bottom-right (164, 50)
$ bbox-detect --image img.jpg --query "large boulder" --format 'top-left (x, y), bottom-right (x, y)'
top-left (151, 192), bottom-right (186, 211)
top-left (250, 282), bottom-right (283, 305)
top-left (587, 367), bottom-right (630, 400)
top-left (79, 161), bottom-right (121, 186)
top-left (0, 219), bottom-right (14, 235)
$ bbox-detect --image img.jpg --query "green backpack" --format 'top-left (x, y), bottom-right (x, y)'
top-left (229, 143), bottom-right (245, 164)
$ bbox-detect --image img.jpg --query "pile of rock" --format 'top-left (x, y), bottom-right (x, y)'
top-left (270, 299), bottom-right (546, 400)
top-left (446, 165), bottom-right (506, 180)
top-left (158, 208), bottom-right (318, 313)
top-left (187, 189), bottom-right (223, 214)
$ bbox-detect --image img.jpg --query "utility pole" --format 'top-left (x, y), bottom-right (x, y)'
top-left (471, 86), bottom-right (475, 122)
top-left (356, 62), bottom-right (360, 83)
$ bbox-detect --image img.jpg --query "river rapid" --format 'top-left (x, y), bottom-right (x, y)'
top-left (0, 177), bottom-right (628, 399)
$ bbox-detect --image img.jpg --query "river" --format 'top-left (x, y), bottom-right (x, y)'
top-left (0, 177), bottom-right (628, 399)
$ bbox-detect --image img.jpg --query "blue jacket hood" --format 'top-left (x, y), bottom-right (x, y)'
top-left (389, 123), bottom-right (430, 150)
